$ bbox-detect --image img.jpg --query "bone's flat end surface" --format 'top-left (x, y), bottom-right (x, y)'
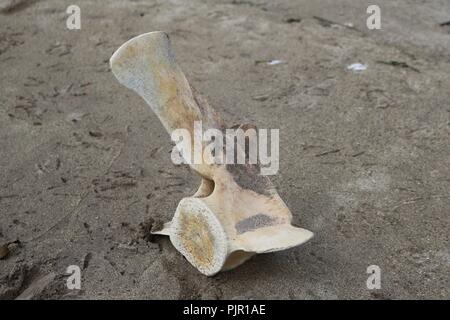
top-left (170, 198), bottom-right (228, 276)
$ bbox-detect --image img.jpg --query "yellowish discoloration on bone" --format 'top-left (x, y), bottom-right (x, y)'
top-left (110, 31), bottom-right (313, 276)
top-left (178, 212), bottom-right (215, 270)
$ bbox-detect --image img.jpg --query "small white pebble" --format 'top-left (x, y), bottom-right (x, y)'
top-left (267, 60), bottom-right (283, 65)
top-left (347, 63), bottom-right (367, 71)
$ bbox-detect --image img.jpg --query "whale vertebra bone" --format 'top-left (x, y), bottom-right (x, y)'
top-left (110, 31), bottom-right (313, 276)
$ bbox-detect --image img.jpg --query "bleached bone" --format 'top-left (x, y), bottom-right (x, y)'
top-left (110, 32), bottom-right (313, 276)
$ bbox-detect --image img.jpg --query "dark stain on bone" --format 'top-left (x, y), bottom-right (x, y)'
top-left (226, 163), bottom-right (273, 196)
top-left (224, 124), bottom-right (275, 196)
top-left (235, 214), bottom-right (277, 234)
